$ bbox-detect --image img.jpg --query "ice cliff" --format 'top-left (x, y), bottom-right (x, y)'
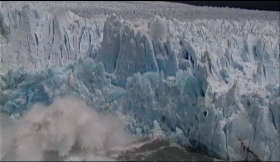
top-left (0, 5), bottom-right (279, 161)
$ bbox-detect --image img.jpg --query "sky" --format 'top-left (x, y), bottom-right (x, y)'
top-left (170, 1), bottom-right (279, 11)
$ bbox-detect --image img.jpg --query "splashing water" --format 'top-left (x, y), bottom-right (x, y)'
top-left (1, 96), bottom-right (136, 161)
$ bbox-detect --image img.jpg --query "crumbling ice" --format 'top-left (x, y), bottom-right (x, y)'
top-left (0, 4), bottom-right (279, 161)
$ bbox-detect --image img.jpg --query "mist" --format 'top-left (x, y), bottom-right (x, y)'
top-left (1, 96), bottom-right (137, 161)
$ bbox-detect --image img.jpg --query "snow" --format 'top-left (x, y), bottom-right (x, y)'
top-left (1, 2), bottom-right (279, 161)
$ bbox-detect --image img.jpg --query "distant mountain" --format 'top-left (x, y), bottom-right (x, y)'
top-left (169, 1), bottom-right (280, 11)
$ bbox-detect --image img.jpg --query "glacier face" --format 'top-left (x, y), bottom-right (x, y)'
top-left (0, 4), bottom-right (279, 161)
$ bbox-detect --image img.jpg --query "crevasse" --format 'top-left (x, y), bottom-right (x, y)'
top-left (0, 5), bottom-right (279, 161)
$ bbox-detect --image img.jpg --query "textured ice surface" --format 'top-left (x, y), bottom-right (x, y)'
top-left (0, 3), bottom-right (279, 161)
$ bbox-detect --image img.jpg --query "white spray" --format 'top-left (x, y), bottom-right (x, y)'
top-left (2, 96), bottom-right (136, 161)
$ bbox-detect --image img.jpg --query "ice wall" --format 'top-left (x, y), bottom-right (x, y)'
top-left (0, 6), bottom-right (279, 161)
top-left (0, 5), bottom-right (105, 73)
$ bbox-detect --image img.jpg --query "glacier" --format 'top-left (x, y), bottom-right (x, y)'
top-left (0, 3), bottom-right (279, 161)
